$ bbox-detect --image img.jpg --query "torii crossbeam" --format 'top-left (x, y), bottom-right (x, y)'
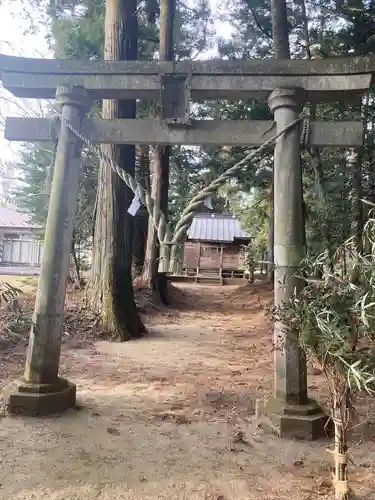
top-left (0, 53), bottom-right (374, 101)
top-left (5, 117), bottom-right (364, 147)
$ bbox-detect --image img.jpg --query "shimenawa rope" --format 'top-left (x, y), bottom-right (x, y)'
top-left (51, 112), bottom-right (309, 272)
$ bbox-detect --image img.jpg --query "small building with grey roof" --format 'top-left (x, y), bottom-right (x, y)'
top-left (0, 206), bottom-right (42, 267)
top-left (183, 213), bottom-right (251, 280)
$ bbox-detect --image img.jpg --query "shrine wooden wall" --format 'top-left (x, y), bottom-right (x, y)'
top-left (183, 241), bottom-right (245, 271)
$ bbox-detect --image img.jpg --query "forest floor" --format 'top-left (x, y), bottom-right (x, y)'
top-left (0, 280), bottom-right (374, 500)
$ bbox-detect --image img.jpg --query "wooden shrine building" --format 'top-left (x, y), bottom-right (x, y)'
top-left (183, 213), bottom-right (251, 283)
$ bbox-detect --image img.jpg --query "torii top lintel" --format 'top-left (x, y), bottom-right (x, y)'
top-left (1, 53), bottom-right (373, 103)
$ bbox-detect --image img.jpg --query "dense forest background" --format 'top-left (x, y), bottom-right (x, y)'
top-left (1, 0), bottom-right (374, 337)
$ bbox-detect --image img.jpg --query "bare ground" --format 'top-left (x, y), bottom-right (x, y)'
top-left (0, 282), bottom-right (374, 500)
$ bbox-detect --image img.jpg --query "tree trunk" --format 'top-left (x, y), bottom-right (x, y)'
top-left (351, 149), bottom-right (364, 251)
top-left (300, 0), bottom-right (332, 263)
top-left (368, 115), bottom-right (375, 203)
top-left (309, 104), bottom-right (334, 268)
top-left (271, 0), bottom-right (290, 59)
top-left (71, 238), bottom-right (81, 285)
top-left (141, 0), bottom-right (175, 304)
top-left (133, 209), bottom-right (148, 277)
top-left (154, 146), bottom-right (170, 304)
top-left (133, 145), bottom-right (149, 276)
top-left (89, 0), bottom-right (146, 340)
top-left (352, 91), bottom-right (369, 251)
top-left (141, 146), bottom-right (159, 288)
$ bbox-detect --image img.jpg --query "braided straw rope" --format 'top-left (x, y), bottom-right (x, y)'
top-left (54, 112), bottom-right (307, 273)
top-left (168, 116), bottom-right (307, 272)
top-left (52, 114), bottom-right (171, 268)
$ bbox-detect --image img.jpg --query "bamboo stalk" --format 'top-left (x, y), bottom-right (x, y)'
top-left (331, 399), bottom-right (350, 500)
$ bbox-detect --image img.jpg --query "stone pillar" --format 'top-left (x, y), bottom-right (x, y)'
top-left (264, 87), bottom-right (328, 440)
top-left (6, 85), bottom-right (90, 416)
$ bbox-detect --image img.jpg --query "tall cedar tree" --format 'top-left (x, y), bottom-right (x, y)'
top-left (89, 0), bottom-right (146, 340)
top-left (141, 0), bottom-right (175, 303)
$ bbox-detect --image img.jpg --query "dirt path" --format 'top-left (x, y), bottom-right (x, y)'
top-left (0, 283), bottom-right (374, 500)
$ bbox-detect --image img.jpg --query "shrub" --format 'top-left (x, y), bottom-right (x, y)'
top-left (272, 219), bottom-right (375, 499)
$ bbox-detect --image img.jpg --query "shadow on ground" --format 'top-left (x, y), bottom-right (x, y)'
top-left (0, 283), bottom-right (374, 500)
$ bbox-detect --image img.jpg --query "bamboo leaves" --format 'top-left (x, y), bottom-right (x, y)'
top-left (271, 217), bottom-right (375, 498)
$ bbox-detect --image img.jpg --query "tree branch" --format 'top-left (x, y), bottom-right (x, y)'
top-left (250, 7), bottom-right (273, 40)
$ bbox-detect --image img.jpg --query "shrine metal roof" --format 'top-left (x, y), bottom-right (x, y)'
top-left (187, 213), bottom-right (250, 243)
top-left (0, 207), bottom-right (36, 230)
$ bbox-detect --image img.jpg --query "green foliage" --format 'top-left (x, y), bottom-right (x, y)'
top-left (30, 0), bottom-right (215, 238)
top-left (208, 0), bottom-right (375, 265)
top-left (73, 150), bottom-right (98, 245)
top-left (270, 218), bottom-right (375, 495)
top-left (48, 0), bottom-right (213, 62)
top-left (10, 0), bottom-right (375, 274)
top-left (273, 223), bottom-right (375, 400)
top-left (229, 187), bottom-right (268, 259)
top-left (49, 0), bottom-right (105, 59)
top-left (12, 143), bottom-right (98, 247)
top-left (12, 144), bottom-right (51, 230)
top-left (174, 0), bottom-right (213, 60)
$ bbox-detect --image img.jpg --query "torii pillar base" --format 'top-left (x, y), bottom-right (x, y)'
top-left (257, 398), bottom-right (330, 440)
top-left (4, 378), bottom-right (76, 417)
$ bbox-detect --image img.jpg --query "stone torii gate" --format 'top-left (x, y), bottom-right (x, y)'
top-left (1, 53), bottom-right (373, 439)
